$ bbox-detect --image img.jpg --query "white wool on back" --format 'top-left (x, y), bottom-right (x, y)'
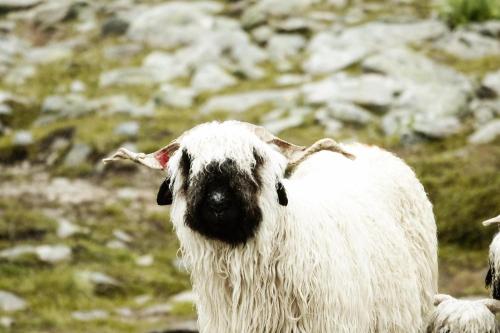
top-left (427, 298), bottom-right (497, 333)
top-left (167, 121), bottom-right (438, 333)
top-left (490, 233), bottom-right (500, 279)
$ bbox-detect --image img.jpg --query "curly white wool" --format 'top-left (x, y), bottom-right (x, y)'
top-left (427, 294), bottom-right (499, 333)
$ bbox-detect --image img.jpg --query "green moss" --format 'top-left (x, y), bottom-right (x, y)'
top-left (439, 0), bottom-right (500, 27)
top-left (426, 49), bottom-right (500, 77)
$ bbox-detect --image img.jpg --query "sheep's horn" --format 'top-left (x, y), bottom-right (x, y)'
top-left (483, 215), bottom-right (500, 227)
top-left (434, 294), bottom-right (454, 306)
top-left (244, 123), bottom-right (355, 175)
top-left (481, 299), bottom-right (500, 314)
top-left (102, 141), bottom-right (180, 170)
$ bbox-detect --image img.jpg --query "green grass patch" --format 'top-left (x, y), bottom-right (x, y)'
top-left (439, 0), bottom-right (500, 27)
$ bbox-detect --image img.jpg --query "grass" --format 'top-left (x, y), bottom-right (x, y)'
top-left (439, 0), bottom-right (500, 27)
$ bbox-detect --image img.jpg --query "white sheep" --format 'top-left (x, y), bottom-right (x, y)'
top-left (104, 120), bottom-right (438, 333)
top-left (484, 215), bottom-right (500, 300)
top-left (427, 294), bottom-right (500, 333)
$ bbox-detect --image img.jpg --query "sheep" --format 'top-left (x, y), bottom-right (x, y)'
top-left (427, 294), bottom-right (500, 333)
top-left (484, 215), bottom-right (500, 300)
top-left (104, 120), bottom-right (438, 333)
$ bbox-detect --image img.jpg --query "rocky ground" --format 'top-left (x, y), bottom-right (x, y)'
top-left (0, 0), bottom-right (499, 332)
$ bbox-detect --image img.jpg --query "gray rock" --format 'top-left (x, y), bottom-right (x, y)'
top-left (114, 121), bottom-right (139, 137)
top-left (468, 119), bottom-right (500, 144)
top-left (101, 17), bottom-right (129, 36)
top-left (3, 65), bottom-right (36, 86)
top-left (0, 291), bottom-right (27, 312)
top-left (35, 245), bottom-right (71, 263)
top-left (128, 2), bottom-right (223, 48)
top-left (251, 26), bottom-right (274, 43)
top-left (413, 116), bottom-right (462, 139)
top-left (201, 89), bottom-right (299, 113)
top-left (24, 45), bottom-right (72, 64)
top-left (41, 94), bottom-right (94, 119)
top-left (267, 34), bottom-right (306, 71)
top-left (262, 107), bottom-right (310, 134)
top-left (275, 74), bottom-right (309, 86)
top-left (140, 303), bottom-right (173, 318)
top-left (191, 64), bottom-right (236, 93)
top-left (64, 143), bottom-right (92, 167)
top-left (471, 99), bottom-right (500, 125)
top-left (13, 130), bottom-right (33, 146)
top-left (72, 310), bottom-right (109, 321)
top-left (316, 109), bottom-right (343, 135)
top-left (113, 229), bottom-right (133, 243)
top-left (76, 271), bottom-right (120, 287)
top-left (242, 0), bottom-right (316, 27)
top-left (143, 51), bottom-right (188, 83)
top-left (136, 254), bottom-right (154, 267)
top-left (0, 103), bottom-right (11, 115)
top-left (0, 316), bottom-right (13, 328)
top-left (483, 70), bottom-right (500, 96)
top-left (155, 84), bottom-right (196, 109)
top-left (57, 218), bottom-right (85, 238)
top-left (31, 1), bottom-right (85, 29)
top-left (70, 80), bottom-right (86, 93)
top-left (434, 30), bottom-right (500, 60)
top-left (154, 320), bottom-right (199, 333)
top-left (170, 290), bottom-right (197, 304)
top-left (99, 67), bottom-right (162, 87)
top-left (303, 73), bottom-right (401, 110)
top-left (103, 43), bottom-right (142, 60)
top-left (0, 0), bottom-right (40, 11)
top-left (323, 101), bottom-right (373, 125)
top-left (96, 95), bottom-right (154, 117)
top-left (304, 20), bottom-right (447, 75)
top-left (106, 240), bottom-right (127, 249)
top-left (0, 245), bottom-right (35, 260)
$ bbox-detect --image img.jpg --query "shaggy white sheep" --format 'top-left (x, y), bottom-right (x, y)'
top-left (104, 120), bottom-right (438, 333)
top-left (484, 215), bottom-right (500, 300)
top-left (427, 294), bottom-right (500, 333)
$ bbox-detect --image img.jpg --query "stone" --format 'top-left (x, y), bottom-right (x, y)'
top-left (76, 271), bottom-right (120, 287)
top-left (468, 119), bottom-right (500, 145)
top-left (0, 245), bottom-right (36, 260)
top-left (304, 20), bottom-right (447, 75)
top-left (201, 89), bottom-right (299, 113)
top-left (251, 26), bottom-right (274, 43)
top-left (170, 290), bottom-right (197, 304)
top-left (0, 291), bottom-right (26, 312)
top-left (155, 84), bottom-right (196, 109)
top-left (96, 95), bottom-right (154, 117)
top-left (72, 310), bottom-right (109, 321)
top-left (0, 0), bottom-right (40, 11)
top-left (113, 229), bottom-right (133, 243)
top-left (41, 94), bottom-right (94, 119)
top-left (140, 303), bottom-right (173, 317)
top-left (153, 320), bottom-right (199, 333)
top-left (13, 130), bottom-right (33, 146)
top-left (413, 116), bottom-right (462, 139)
top-left (99, 67), bottom-right (162, 87)
top-left (135, 295), bottom-right (152, 306)
top-left (101, 17), bottom-right (129, 36)
top-left (191, 63), bottom-right (236, 93)
top-left (275, 74), bottom-right (309, 86)
top-left (303, 73), bottom-right (401, 110)
top-left (471, 99), bottom-right (500, 125)
top-left (143, 51), bottom-right (188, 82)
top-left (434, 30), bottom-right (500, 60)
top-left (57, 218), bottom-right (84, 238)
top-left (106, 240), bottom-right (127, 249)
top-left (0, 103), bottom-right (11, 115)
top-left (35, 245), bottom-right (71, 263)
top-left (103, 43), bottom-right (142, 60)
top-left (24, 45), bottom-right (72, 64)
top-left (324, 101), bottom-right (373, 125)
top-left (114, 121), bottom-right (139, 137)
top-left (267, 34), bottom-right (306, 70)
top-left (3, 65), bottom-right (36, 86)
top-left (136, 254), bottom-right (154, 267)
top-left (64, 143), bottom-right (92, 167)
top-left (0, 316), bottom-right (13, 328)
top-left (70, 80), bottom-right (86, 93)
top-left (242, 0), bottom-right (317, 27)
top-left (316, 109), bottom-right (343, 135)
top-left (128, 2), bottom-right (223, 48)
top-left (483, 70), bottom-right (500, 96)
top-left (262, 107), bottom-right (310, 134)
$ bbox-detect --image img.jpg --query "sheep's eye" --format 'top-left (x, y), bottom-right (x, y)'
top-left (157, 178), bottom-right (173, 206)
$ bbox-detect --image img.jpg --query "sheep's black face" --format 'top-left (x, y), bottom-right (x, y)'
top-left (182, 149), bottom-right (263, 245)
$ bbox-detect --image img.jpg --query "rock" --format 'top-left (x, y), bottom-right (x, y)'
top-left (97, 95), bottom-right (154, 117)
top-left (170, 290), bottom-right (197, 304)
top-left (57, 218), bottom-right (84, 238)
top-left (413, 116), bottom-right (462, 139)
top-left (0, 103), bottom-right (11, 115)
top-left (13, 130), bottom-right (33, 146)
top-left (275, 74), bottom-right (309, 86)
top-left (101, 17), bottom-right (129, 36)
top-left (0, 245), bottom-right (36, 260)
top-left (155, 84), bottom-right (196, 109)
top-left (128, 2), bottom-right (223, 48)
top-left (267, 34), bottom-right (306, 70)
top-left (0, 316), bottom-right (13, 328)
top-left (251, 26), bottom-right (274, 43)
top-left (191, 64), bottom-right (236, 93)
top-left (35, 245), bottom-right (71, 263)
top-left (70, 80), bottom-right (86, 93)
top-left (434, 30), bottom-right (500, 60)
top-left (303, 73), bottom-right (401, 110)
top-left (261, 107), bottom-right (310, 134)
top-left (483, 70), bottom-right (500, 96)
top-left (470, 20), bottom-right (500, 39)
top-left (3, 65), bottom-right (36, 86)
top-left (201, 89), bottom-right (299, 113)
top-left (113, 229), bottom-right (133, 243)
top-left (151, 320), bottom-right (198, 333)
top-left (76, 271), bottom-right (120, 287)
top-left (24, 45), bottom-right (72, 65)
top-left (143, 51), bottom-right (188, 82)
top-left (316, 109), bottom-right (343, 135)
top-left (322, 101), bottom-right (373, 125)
top-left (103, 43), bottom-right (142, 60)
top-left (468, 119), bottom-right (500, 144)
top-left (106, 240), bottom-right (127, 249)
top-left (135, 294), bottom-right (152, 306)
top-left (0, 291), bottom-right (26, 312)
top-left (140, 303), bottom-right (173, 318)
top-left (31, 1), bottom-right (85, 28)
top-left (64, 143), bottom-right (92, 167)
top-left (242, 0), bottom-right (317, 27)
top-left (99, 67), bottom-right (162, 87)
top-left (136, 254), bottom-right (154, 267)
top-left (115, 307), bottom-right (134, 318)
top-left (72, 310), bottom-right (109, 321)
top-left (0, 0), bottom-right (40, 11)
top-left (304, 20), bottom-right (447, 75)
top-left (471, 99), bottom-right (500, 125)
top-left (114, 121), bottom-right (139, 137)
top-left (41, 94), bottom-right (94, 120)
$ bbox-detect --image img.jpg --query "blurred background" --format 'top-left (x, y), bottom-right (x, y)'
top-left (0, 0), bottom-right (499, 331)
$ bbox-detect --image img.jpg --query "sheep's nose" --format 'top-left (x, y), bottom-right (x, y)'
top-left (207, 190), bottom-right (230, 213)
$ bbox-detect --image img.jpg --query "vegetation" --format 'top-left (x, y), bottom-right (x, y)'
top-left (439, 0), bottom-right (500, 27)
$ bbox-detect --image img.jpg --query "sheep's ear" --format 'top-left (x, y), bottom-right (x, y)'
top-left (102, 142), bottom-right (181, 170)
top-left (483, 215), bottom-right (500, 227)
top-left (276, 181), bottom-right (288, 206)
top-left (482, 299), bottom-right (500, 314)
top-left (434, 294), bottom-right (454, 306)
top-left (157, 178), bottom-right (173, 206)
